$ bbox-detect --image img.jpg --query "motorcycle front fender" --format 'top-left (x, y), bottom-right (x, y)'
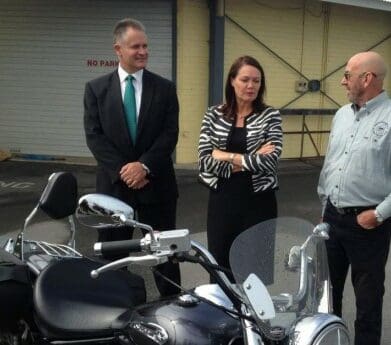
top-left (288, 313), bottom-right (350, 345)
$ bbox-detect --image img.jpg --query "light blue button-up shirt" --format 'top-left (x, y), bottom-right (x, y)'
top-left (318, 91), bottom-right (391, 220)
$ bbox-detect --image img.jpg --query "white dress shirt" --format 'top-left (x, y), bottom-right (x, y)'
top-left (118, 65), bottom-right (143, 118)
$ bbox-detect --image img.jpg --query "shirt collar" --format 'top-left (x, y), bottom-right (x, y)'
top-left (351, 90), bottom-right (388, 113)
top-left (117, 65), bottom-right (144, 83)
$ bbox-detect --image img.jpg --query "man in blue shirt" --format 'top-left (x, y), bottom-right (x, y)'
top-left (318, 51), bottom-right (390, 345)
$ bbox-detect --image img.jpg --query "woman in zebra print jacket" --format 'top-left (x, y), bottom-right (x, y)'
top-left (198, 56), bottom-right (283, 279)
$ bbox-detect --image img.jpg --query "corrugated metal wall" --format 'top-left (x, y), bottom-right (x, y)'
top-left (0, 0), bottom-right (173, 158)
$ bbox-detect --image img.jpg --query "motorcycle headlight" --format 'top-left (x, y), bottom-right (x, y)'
top-left (313, 323), bottom-right (350, 345)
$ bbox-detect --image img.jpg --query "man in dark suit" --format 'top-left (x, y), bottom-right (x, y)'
top-left (83, 18), bottom-right (180, 296)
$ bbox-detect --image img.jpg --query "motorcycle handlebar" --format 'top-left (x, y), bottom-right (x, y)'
top-left (91, 229), bottom-right (192, 277)
top-left (94, 239), bottom-right (142, 258)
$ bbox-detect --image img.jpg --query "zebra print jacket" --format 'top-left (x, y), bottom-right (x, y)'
top-left (198, 104), bottom-right (283, 192)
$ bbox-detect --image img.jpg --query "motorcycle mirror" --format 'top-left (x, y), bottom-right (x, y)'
top-left (243, 273), bottom-right (275, 320)
top-left (76, 194), bottom-right (134, 229)
top-left (312, 223), bottom-right (330, 239)
top-left (284, 245), bottom-right (301, 272)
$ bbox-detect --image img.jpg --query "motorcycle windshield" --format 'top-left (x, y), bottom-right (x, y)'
top-left (229, 217), bottom-right (331, 319)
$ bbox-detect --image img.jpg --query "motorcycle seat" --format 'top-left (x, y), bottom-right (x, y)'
top-left (34, 257), bottom-right (146, 340)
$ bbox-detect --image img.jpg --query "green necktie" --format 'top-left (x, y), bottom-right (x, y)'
top-left (124, 75), bottom-right (137, 144)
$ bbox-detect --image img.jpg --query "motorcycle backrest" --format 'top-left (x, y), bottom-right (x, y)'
top-left (38, 172), bottom-right (78, 219)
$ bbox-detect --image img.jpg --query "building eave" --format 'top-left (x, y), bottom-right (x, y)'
top-left (320, 0), bottom-right (391, 12)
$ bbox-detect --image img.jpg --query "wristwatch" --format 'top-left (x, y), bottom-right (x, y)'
top-left (141, 163), bottom-right (150, 175)
top-left (374, 209), bottom-right (384, 224)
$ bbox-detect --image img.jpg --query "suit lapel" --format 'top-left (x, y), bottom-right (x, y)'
top-left (107, 72), bottom-right (133, 148)
top-left (137, 69), bottom-right (154, 138)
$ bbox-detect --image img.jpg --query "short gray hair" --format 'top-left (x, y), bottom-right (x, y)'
top-left (113, 18), bottom-right (146, 44)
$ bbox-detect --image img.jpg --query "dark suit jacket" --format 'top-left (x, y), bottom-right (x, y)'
top-left (83, 69), bottom-right (179, 206)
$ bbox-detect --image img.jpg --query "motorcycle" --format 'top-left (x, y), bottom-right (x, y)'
top-left (0, 172), bottom-right (146, 344)
top-left (1, 172), bottom-right (350, 345)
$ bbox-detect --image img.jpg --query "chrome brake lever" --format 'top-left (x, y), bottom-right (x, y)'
top-left (90, 254), bottom-right (168, 278)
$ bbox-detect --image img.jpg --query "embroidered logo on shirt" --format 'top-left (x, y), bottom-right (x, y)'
top-left (373, 121), bottom-right (388, 138)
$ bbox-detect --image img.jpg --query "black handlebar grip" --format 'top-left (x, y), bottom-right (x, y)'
top-left (94, 239), bottom-right (142, 258)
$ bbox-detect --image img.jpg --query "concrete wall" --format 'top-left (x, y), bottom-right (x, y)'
top-left (176, 0), bottom-right (210, 163)
top-left (223, 0), bottom-right (390, 159)
top-left (168, 0), bottom-right (391, 163)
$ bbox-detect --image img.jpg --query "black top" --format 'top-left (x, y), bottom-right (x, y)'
top-left (218, 126), bottom-right (252, 194)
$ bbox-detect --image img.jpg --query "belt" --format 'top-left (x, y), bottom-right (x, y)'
top-left (329, 201), bottom-right (377, 216)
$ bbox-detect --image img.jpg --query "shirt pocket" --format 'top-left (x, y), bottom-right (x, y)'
top-left (354, 130), bottom-right (387, 177)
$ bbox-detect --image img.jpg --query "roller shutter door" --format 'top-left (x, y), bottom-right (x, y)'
top-left (0, 0), bottom-right (173, 158)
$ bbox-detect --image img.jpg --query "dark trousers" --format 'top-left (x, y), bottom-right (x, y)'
top-left (324, 202), bottom-right (391, 345)
top-left (207, 187), bottom-right (277, 279)
top-left (98, 199), bottom-right (181, 297)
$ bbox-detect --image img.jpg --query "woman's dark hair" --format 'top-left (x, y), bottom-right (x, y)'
top-left (222, 55), bottom-right (267, 121)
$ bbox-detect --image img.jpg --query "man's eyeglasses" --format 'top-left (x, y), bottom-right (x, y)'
top-left (343, 71), bottom-right (377, 81)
